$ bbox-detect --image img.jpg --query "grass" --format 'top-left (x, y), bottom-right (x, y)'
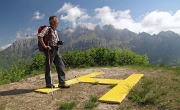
top-left (85, 101), bottom-right (98, 109)
top-left (84, 95), bottom-right (99, 109)
top-left (89, 95), bottom-right (98, 102)
top-left (0, 104), bottom-right (6, 110)
top-left (58, 96), bottom-right (99, 110)
top-left (124, 65), bottom-right (180, 109)
top-left (59, 102), bottom-right (76, 110)
top-left (128, 79), bottom-right (155, 104)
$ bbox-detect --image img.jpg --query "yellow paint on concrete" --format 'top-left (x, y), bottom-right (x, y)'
top-left (98, 74), bottom-right (144, 103)
top-left (35, 72), bottom-right (102, 93)
top-left (79, 78), bottom-right (123, 84)
top-left (35, 78), bottom-right (80, 93)
top-left (77, 72), bottom-right (103, 80)
top-left (35, 88), bottom-right (60, 93)
top-left (35, 72), bottom-right (144, 104)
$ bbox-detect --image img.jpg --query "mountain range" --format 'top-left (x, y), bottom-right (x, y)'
top-left (1, 24), bottom-right (180, 68)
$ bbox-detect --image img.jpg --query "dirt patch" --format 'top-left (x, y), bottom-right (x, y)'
top-left (0, 67), bottom-right (157, 110)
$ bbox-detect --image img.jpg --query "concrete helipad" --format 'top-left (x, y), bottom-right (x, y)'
top-left (35, 72), bottom-right (143, 103)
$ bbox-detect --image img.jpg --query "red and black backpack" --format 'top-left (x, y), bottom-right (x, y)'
top-left (37, 25), bottom-right (51, 52)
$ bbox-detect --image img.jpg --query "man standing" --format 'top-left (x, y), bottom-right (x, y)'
top-left (37, 15), bottom-right (70, 88)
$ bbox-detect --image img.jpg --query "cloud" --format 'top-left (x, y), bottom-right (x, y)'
top-left (140, 10), bottom-right (180, 34)
top-left (24, 28), bottom-right (37, 35)
top-left (95, 6), bottom-right (139, 30)
top-left (77, 22), bottom-right (95, 30)
top-left (32, 11), bottom-right (45, 20)
top-left (10, 31), bottom-right (24, 43)
top-left (11, 28), bottom-right (36, 43)
top-left (56, 3), bottom-right (90, 27)
top-left (56, 3), bottom-right (180, 35)
top-left (0, 44), bottom-right (12, 51)
top-left (94, 6), bottom-right (180, 35)
top-left (16, 31), bottom-right (23, 39)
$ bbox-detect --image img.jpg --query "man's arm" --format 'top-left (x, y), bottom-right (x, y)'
top-left (38, 36), bottom-right (51, 50)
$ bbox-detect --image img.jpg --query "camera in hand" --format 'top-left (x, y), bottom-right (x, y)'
top-left (57, 41), bottom-right (64, 45)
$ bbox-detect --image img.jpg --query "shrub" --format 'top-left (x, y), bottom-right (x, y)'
top-left (0, 47), bottom-right (149, 85)
top-left (0, 53), bottom-right (45, 85)
top-left (0, 62), bottom-right (24, 84)
top-left (62, 47), bottom-right (148, 68)
top-left (29, 53), bottom-right (45, 71)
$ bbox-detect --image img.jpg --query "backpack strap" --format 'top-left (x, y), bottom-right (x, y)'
top-left (45, 26), bottom-right (52, 46)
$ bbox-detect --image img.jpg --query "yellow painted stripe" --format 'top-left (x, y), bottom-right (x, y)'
top-left (35, 78), bottom-right (79, 93)
top-left (79, 78), bottom-right (123, 85)
top-left (77, 72), bottom-right (103, 80)
top-left (98, 74), bottom-right (144, 103)
top-left (35, 72), bottom-right (144, 104)
top-left (34, 72), bottom-right (102, 94)
top-left (35, 88), bottom-right (60, 93)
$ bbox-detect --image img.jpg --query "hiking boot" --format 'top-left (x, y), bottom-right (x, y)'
top-left (58, 84), bottom-right (70, 88)
top-left (46, 84), bottom-right (55, 88)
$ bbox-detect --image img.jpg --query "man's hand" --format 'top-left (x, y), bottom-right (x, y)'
top-left (45, 46), bottom-right (52, 50)
top-left (38, 37), bottom-right (52, 50)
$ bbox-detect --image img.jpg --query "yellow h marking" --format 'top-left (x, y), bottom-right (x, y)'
top-left (35, 72), bottom-right (143, 103)
top-left (98, 74), bottom-right (144, 103)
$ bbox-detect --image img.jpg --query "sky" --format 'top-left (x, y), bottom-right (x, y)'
top-left (1, 0), bottom-right (180, 51)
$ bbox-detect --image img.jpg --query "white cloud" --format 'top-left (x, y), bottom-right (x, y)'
top-left (24, 28), bottom-right (37, 35)
top-left (16, 31), bottom-right (25, 39)
top-left (95, 6), bottom-right (131, 24)
top-left (89, 6), bottom-right (180, 35)
top-left (140, 10), bottom-right (180, 34)
top-left (32, 11), bottom-right (45, 20)
top-left (56, 3), bottom-right (90, 27)
top-left (10, 31), bottom-right (24, 43)
top-left (11, 28), bottom-right (36, 43)
top-left (94, 6), bottom-right (142, 34)
top-left (56, 3), bottom-right (180, 35)
top-left (77, 22), bottom-right (95, 30)
top-left (16, 31), bottom-right (23, 39)
top-left (0, 44), bottom-right (12, 51)
top-left (94, 6), bottom-right (180, 35)
top-left (95, 6), bottom-right (139, 29)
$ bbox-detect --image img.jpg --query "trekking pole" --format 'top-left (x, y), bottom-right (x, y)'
top-left (48, 47), bottom-right (54, 99)
top-left (61, 56), bottom-right (80, 83)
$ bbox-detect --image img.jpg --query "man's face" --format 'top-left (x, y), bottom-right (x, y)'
top-left (52, 17), bottom-right (59, 28)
